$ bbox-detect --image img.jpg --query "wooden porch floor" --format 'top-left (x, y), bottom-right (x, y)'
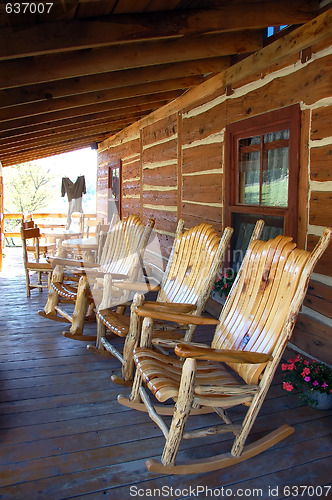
top-left (0, 250), bottom-right (331, 499)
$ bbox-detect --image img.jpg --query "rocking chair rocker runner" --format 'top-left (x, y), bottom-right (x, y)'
top-left (89, 220), bottom-right (263, 385)
top-left (118, 228), bottom-right (332, 474)
top-left (38, 215), bottom-right (155, 341)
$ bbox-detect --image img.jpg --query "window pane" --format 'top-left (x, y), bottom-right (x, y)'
top-left (262, 130), bottom-right (289, 207)
top-left (111, 167), bottom-right (120, 199)
top-left (231, 213), bottom-right (284, 271)
top-left (238, 136), bottom-right (260, 205)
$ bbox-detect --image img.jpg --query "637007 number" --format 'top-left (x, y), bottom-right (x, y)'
top-left (6, 3), bottom-right (53, 14)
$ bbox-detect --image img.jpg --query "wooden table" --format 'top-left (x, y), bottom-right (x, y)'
top-left (41, 229), bottom-right (82, 244)
top-left (62, 236), bottom-right (98, 261)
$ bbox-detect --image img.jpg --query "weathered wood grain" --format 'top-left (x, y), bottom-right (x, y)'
top-left (292, 313), bottom-right (332, 365)
top-left (309, 191), bottom-right (332, 227)
top-left (182, 142), bottom-right (223, 175)
top-left (182, 173), bottom-right (223, 204)
top-left (311, 105), bottom-right (332, 141)
top-left (307, 234), bottom-right (332, 277)
top-left (310, 144), bottom-right (332, 181)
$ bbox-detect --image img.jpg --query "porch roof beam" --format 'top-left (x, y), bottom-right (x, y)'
top-left (0, 76), bottom-right (205, 122)
top-left (0, 58), bottom-right (228, 109)
top-left (0, 109), bottom-right (153, 142)
top-left (0, 0), bottom-right (318, 61)
top-left (0, 92), bottom-right (180, 134)
top-left (0, 31), bottom-right (263, 90)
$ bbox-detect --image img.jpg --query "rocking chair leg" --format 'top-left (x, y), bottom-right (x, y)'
top-left (130, 315), bottom-right (153, 401)
top-left (64, 275), bottom-right (90, 337)
top-left (121, 294), bottom-right (144, 382)
top-left (161, 358), bottom-right (196, 467)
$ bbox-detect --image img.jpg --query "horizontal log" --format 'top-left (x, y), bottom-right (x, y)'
top-left (122, 160), bottom-right (140, 181)
top-left (142, 139), bottom-right (178, 165)
top-left (182, 102), bottom-right (226, 144)
top-left (310, 145), bottom-right (332, 181)
top-left (143, 163), bottom-right (177, 187)
top-left (182, 173), bottom-right (223, 204)
top-left (182, 143), bottom-right (223, 175)
top-left (310, 105), bottom-right (332, 141)
top-left (225, 55), bottom-right (332, 124)
top-left (121, 199), bottom-right (141, 217)
top-left (142, 114), bottom-right (178, 146)
top-left (182, 202), bottom-right (223, 230)
top-left (0, 1), bottom-right (316, 60)
top-left (307, 234), bottom-right (332, 277)
top-left (292, 312), bottom-right (332, 365)
top-left (143, 190), bottom-right (178, 207)
top-left (123, 180), bottom-right (140, 197)
top-left (0, 58), bottom-right (227, 109)
top-left (0, 31), bottom-right (263, 90)
top-left (304, 280), bottom-right (332, 319)
top-left (309, 191), bottom-right (332, 227)
top-left (141, 208), bottom-right (177, 234)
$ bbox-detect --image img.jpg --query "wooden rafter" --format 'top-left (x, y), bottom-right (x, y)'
top-left (0, 31), bottom-right (263, 90)
top-left (0, 58), bottom-right (228, 108)
top-left (0, 1), bottom-right (318, 61)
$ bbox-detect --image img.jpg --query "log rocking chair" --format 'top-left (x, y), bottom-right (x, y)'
top-left (38, 214), bottom-right (155, 341)
top-left (88, 220), bottom-right (263, 385)
top-left (118, 228), bottom-right (332, 474)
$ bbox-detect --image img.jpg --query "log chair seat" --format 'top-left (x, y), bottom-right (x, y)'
top-left (39, 215), bottom-right (155, 340)
top-left (118, 228), bottom-right (332, 474)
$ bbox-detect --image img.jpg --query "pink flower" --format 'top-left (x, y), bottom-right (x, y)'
top-left (281, 364), bottom-right (288, 371)
top-left (322, 382), bottom-right (328, 388)
top-left (303, 360), bottom-right (310, 366)
top-left (301, 367), bottom-right (310, 377)
top-left (304, 376), bottom-right (310, 382)
top-left (313, 381), bottom-right (319, 386)
top-left (288, 363), bottom-right (295, 371)
top-left (283, 382), bottom-right (294, 392)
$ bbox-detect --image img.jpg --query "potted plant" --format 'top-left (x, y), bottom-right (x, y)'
top-left (282, 354), bottom-right (332, 410)
top-left (212, 269), bottom-right (237, 304)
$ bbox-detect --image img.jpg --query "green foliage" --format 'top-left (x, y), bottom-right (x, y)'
top-left (212, 269), bottom-right (237, 299)
top-left (282, 354), bottom-right (332, 406)
top-left (4, 162), bottom-right (56, 214)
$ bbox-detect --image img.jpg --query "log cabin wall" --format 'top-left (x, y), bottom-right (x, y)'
top-left (97, 34), bottom-right (332, 363)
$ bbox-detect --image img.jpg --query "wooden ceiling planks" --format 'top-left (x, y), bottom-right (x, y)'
top-left (0, 0), bottom-right (321, 167)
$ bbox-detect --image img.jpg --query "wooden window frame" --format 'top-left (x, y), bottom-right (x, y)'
top-left (224, 104), bottom-right (300, 242)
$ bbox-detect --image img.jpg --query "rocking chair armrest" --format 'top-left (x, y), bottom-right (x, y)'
top-left (86, 270), bottom-right (129, 280)
top-left (144, 301), bottom-right (197, 313)
top-left (134, 306), bottom-right (219, 326)
top-left (174, 343), bottom-right (273, 364)
top-left (112, 280), bottom-right (160, 292)
top-left (152, 338), bottom-right (209, 349)
top-left (48, 256), bottom-right (93, 268)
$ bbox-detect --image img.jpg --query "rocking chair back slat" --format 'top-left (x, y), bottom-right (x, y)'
top-left (212, 235), bottom-right (311, 385)
top-left (158, 223), bottom-right (224, 307)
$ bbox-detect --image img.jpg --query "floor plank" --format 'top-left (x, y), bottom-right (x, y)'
top-left (0, 253), bottom-right (331, 499)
